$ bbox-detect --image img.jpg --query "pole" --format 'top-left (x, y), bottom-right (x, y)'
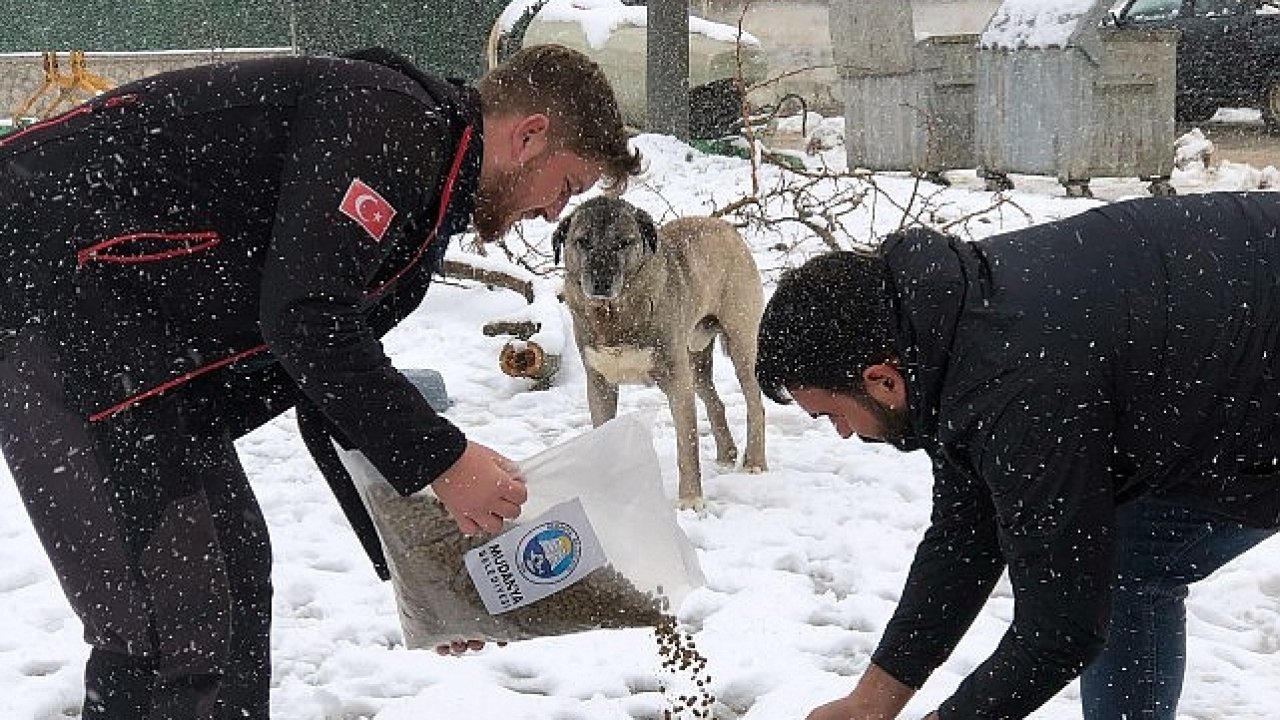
top-left (646, 0), bottom-right (689, 139)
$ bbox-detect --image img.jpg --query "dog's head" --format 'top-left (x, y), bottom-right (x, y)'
top-left (552, 196), bottom-right (659, 300)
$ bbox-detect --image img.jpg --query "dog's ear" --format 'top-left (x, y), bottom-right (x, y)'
top-left (633, 206), bottom-right (659, 254)
top-left (551, 214), bottom-right (573, 265)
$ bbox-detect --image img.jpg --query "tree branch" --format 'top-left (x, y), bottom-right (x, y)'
top-left (442, 259), bottom-right (535, 303)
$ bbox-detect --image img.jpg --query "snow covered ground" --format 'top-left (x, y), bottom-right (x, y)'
top-left (2, 122), bottom-right (1278, 720)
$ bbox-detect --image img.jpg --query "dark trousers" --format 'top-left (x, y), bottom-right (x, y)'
top-left (1080, 496), bottom-right (1276, 719)
top-left (0, 330), bottom-right (273, 720)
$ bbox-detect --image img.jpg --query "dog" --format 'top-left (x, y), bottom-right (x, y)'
top-left (552, 196), bottom-right (767, 508)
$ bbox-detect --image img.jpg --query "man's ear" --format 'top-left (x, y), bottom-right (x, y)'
top-left (511, 113), bottom-right (551, 164)
top-left (862, 362), bottom-right (907, 410)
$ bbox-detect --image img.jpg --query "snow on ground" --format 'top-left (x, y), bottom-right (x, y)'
top-left (2, 121), bottom-right (1279, 720)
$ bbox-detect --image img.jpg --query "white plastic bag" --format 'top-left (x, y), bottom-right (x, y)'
top-left (338, 414), bottom-right (705, 648)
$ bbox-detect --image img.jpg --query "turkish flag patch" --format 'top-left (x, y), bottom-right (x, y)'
top-left (338, 178), bottom-right (396, 242)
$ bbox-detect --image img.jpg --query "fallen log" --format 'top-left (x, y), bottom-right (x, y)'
top-left (498, 339), bottom-right (560, 390)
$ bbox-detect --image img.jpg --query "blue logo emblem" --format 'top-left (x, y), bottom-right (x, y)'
top-left (517, 522), bottom-right (581, 584)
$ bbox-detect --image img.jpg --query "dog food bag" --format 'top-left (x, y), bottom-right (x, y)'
top-left (336, 414), bottom-right (706, 648)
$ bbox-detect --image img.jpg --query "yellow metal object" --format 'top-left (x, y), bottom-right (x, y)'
top-left (12, 50), bottom-right (116, 123)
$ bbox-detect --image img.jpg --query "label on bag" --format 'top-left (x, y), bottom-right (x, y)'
top-left (464, 498), bottom-right (607, 615)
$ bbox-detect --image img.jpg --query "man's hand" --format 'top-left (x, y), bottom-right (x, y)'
top-left (432, 441), bottom-right (528, 535)
top-left (807, 695), bottom-right (866, 720)
top-left (805, 663), bottom-right (917, 720)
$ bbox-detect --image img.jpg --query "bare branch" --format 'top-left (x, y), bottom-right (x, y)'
top-left (746, 64), bottom-right (838, 94)
top-left (442, 259), bottom-right (535, 303)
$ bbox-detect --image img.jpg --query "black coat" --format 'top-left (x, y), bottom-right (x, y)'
top-left (871, 192), bottom-right (1280, 718)
top-left (1, 51), bottom-right (482, 576)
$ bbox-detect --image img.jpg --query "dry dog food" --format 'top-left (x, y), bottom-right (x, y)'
top-left (365, 482), bottom-right (718, 717)
top-left (657, 613), bottom-right (718, 719)
top-left (363, 481), bottom-right (668, 645)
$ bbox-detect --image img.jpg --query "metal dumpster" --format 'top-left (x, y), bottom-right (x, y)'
top-left (830, 0), bottom-right (977, 178)
top-left (974, 0), bottom-right (1178, 196)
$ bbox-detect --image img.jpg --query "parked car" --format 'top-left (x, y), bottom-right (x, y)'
top-left (1108, 0), bottom-right (1280, 127)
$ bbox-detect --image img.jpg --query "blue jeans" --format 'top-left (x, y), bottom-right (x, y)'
top-left (1080, 496), bottom-right (1276, 720)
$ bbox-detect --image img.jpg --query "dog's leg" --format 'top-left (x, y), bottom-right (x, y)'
top-left (584, 366), bottom-right (619, 427)
top-left (691, 345), bottom-right (737, 467)
top-left (657, 365), bottom-right (703, 510)
top-left (721, 330), bottom-right (768, 473)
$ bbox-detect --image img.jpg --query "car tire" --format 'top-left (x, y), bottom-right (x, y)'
top-left (1263, 79), bottom-right (1280, 132)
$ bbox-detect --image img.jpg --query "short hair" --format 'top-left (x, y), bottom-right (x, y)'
top-left (755, 250), bottom-right (899, 404)
top-left (478, 44), bottom-right (642, 192)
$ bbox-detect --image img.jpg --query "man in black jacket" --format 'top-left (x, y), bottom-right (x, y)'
top-left (755, 192), bottom-right (1280, 720)
top-left (0, 44), bottom-right (640, 719)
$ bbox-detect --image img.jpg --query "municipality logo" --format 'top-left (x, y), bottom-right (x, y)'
top-left (517, 522), bottom-right (581, 584)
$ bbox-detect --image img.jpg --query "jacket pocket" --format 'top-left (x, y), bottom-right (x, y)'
top-left (76, 230), bottom-right (221, 266)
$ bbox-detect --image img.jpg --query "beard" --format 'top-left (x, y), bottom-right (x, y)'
top-left (472, 163), bottom-right (528, 244)
top-left (855, 394), bottom-right (918, 451)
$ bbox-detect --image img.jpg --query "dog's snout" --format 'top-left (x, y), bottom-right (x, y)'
top-left (581, 257), bottom-right (623, 300)
top-left (584, 273), bottom-right (617, 299)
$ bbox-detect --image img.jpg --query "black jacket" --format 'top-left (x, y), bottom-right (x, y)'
top-left (0, 51), bottom-right (482, 576)
top-left (871, 192), bottom-right (1280, 718)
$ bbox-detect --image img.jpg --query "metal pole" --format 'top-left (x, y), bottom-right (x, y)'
top-left (287, 0), bottom-right (299, 55)
top-left (647, 0), bottom-right (689, 139)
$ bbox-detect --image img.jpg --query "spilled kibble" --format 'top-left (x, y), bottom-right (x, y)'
top-left (655, 608), bottom-right (717, 719)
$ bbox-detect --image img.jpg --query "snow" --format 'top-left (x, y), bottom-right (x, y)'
top-left (1169, 127), bottom-right (1280, 193)
top-left (497, 0), bottom-right (759, 49)
top-left (3, 118), bottom-right (1280, 720)
top-left (980, 0), bottom-right (1101, 49)
top-left (772, 112), bottom-right (847, 153)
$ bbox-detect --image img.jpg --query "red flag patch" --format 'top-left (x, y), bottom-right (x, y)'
top-left (338, 178), bottom-right (396, 242)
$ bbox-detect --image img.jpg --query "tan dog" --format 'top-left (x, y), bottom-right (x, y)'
top-left (553, 196), bottom-right (767, 508)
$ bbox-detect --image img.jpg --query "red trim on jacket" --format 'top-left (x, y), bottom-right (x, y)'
top-left (365, 124), bottom-right (473, 298)
top-left (87, 344), bottom-right (270, 423)
top-left (87, 126), bottom-right (473, 422)
top-left (0, 106), bottom-right (92, 148)
top-left (77, 230), bottom-right (222, 266)
top-left (0, 94), bottom-right (138, 149)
